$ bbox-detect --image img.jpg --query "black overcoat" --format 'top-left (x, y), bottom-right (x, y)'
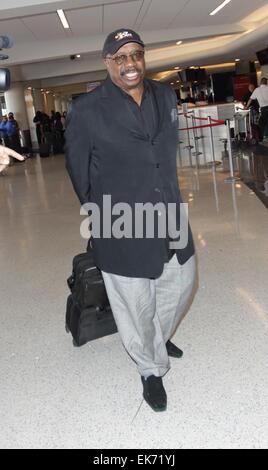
top-left (65, 76), bottom-right (194, 278)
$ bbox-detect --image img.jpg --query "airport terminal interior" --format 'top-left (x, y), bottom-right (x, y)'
top-left (0, 0), bottom-right (268, 449)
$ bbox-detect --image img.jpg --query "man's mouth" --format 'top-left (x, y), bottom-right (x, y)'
top-left (122, 70), bottom-right (140, 80)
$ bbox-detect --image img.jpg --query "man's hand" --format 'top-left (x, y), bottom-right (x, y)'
top-left (0, 145), bottom-right (25, 173)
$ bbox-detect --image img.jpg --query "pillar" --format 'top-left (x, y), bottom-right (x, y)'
top-left (25, 89), bottom-right (38, 146)
top-left (54, 95), bottom-right (61, 113)
top-left (32, 88), bottom-right (45, 113)
top-left (61, 96), bottom-right (68, 113)
top-left (43, 92), bottom-right (54, 116)
top-left (4, 82), bottom-right (32, 148)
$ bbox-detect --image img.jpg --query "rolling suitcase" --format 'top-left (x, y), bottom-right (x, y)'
top-left (52, 131), bottom-right (64, 155)
top-left (39, 141), bottom-right (50, 158)
top-left (65, 294), bottom-right (117, 347)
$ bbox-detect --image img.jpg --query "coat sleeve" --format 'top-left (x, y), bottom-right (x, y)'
top-left (65, 98), bottom-right (93, 205)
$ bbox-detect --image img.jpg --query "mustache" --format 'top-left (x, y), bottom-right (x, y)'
top-left (120, 68), bottom-right (141, 76)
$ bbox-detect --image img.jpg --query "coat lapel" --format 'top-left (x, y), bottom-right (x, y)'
top-left (100, 76), bottom-right (168, 141)
top-left (101, 76), bottom-right (148, 139)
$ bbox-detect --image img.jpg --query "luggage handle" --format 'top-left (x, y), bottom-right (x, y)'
top-left (67, 274), bottom-right (75, 290)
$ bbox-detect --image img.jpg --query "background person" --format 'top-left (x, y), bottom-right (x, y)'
top-left (246, 77), bottom-right (268, 141)
top-left (6, 112), bottom-right (22, 154)
top-left (0, 115), bottom-right (10, 147)
top-left (33, 110), bottom-right (43, 145)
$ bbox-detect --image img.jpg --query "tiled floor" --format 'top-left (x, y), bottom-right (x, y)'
top-left (0, 152), bottom-right (267, 449)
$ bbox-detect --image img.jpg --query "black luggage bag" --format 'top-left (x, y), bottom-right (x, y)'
top-left (52, 131), bottom-right (64, 155)
top-left (39, 142), bottom-right (50, 158)
top-left (67, 251), bottom-right (109, 310)
top-left (66, 250), bottom-right (117, 346)
top-left (65, 295), bottom-right (117, 347)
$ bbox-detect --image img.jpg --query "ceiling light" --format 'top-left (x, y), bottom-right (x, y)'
top-left (170, 82), bottom-right (174, 85)
top-left (57, 9), bottom-right (70, 29)
top-left (235, 58), bottom-right (240, 62)
top-left (176, 41), bottom-right (182, 46)
top-left (209, 0), bottom-right (232, 16)
top-left (174, 66), bottom-right (180, 70)
top-left (76, 54), bottom-right (81, 58)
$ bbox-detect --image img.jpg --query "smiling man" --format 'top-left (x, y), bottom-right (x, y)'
top-left (65, 28), bottom-right (196, 412)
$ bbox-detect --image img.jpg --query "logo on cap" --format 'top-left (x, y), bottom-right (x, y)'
top-left (115, 31), bottom-right (133, 41)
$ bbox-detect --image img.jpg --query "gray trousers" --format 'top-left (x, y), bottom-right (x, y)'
top-left (101, 254), bottom-right (196, 378)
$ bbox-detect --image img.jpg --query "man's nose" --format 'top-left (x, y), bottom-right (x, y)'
top-left (125, 54), bottom-right (136, 66)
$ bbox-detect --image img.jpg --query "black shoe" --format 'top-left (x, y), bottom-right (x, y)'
top-left (141, 375), bottom-right (167, 412)
top-left (166, 340), bottom-right (183, 358)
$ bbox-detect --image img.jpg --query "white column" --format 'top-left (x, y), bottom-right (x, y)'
top-left (54, 95), bottom-right (62, 113)
top-left (4, 82), bottom-right (32, 148)
top-left (25, 89), bottom-right (38, 146)
top-left (32, 88), bottom-right (45, 113)
top-left (61, 96), bottom-right (68, 113)
top-left (44, 92), bottom-right (54, 116)
top-left (4, 83), bottom-right (29, 131)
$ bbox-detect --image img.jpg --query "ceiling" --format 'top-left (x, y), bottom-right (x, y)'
top-left (1, 0), bottom-right (268, 89)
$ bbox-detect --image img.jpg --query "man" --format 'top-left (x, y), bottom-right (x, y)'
top-left (0, 144), bottom-right (24, 173)
top-left (0, 115), bottom-right (10, 147)
top-left (65, 29), bottom-right (196, 412)
top-left (246, 78), bottom-right (268, 141)
top-left (6, 112), bottom-right (21, 153)
top-left (242, 83), bottom-right (255, 106)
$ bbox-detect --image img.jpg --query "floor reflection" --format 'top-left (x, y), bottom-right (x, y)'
top-left (235, 144), bottom-right (268, 208)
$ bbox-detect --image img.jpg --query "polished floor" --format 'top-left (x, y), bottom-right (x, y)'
top-left (0, 151), bottom-right (268, 449)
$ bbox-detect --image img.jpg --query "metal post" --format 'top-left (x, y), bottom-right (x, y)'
top-left (224, 119), bottom-right (240, 183)
top-left (177, 138), bottom-right (183, 168)
top-left (191, 114), bottom-right (200, 190)
top-left (248, 108), bottom-right (253, 141)
top-left (208, 116), bottom-right (216, 165)
top-left (184, 113), bottom-right (193, 168)
top-left (192, 114), bottom-right (201, 168)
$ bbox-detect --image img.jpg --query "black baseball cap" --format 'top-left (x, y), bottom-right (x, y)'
top-left (102, 28), bottom-right (145, 58)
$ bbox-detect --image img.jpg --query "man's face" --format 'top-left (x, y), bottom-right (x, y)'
top-left (104, 42), bottom-right (145, 91)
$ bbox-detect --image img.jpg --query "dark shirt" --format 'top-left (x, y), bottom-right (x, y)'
top-left (242, 90), bottom-right (259, 111)
top-left (111, 80), bottom-right (175, 263)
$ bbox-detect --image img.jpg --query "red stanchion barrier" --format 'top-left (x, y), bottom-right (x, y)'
top-left (179, 121), bottom-right (225, 131)
top-left (179, 112), bottom-right (225, 129)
